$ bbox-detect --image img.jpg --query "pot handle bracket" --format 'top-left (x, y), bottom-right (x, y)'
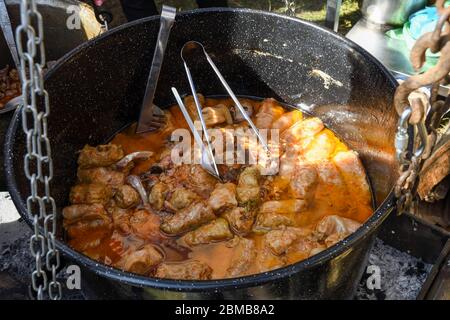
top-left (394, 96), bottom-right (429, 214)
top-left (90, 0), bottom-right (113, 33)
top-left (393, 0), bottom-right (450, 215)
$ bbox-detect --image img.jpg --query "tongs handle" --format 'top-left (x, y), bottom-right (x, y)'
top-left (181, 41), bottom-right (270, 154)
top-left (171, 88), bottom-right (204, 150)
top-left (171, 87), bottom-right (221, 180)
top-left (181, 63), bottom-right (220, 175)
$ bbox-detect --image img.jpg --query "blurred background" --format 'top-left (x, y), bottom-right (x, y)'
top-left (97, 0), bottom-right (363, 34)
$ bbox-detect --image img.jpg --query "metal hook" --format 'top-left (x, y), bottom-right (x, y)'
top-left (395, 107), bottom-right (412, 162)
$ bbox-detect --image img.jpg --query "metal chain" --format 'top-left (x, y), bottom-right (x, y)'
top-left (394, 96), bottom-right (430, 214)
top-left (15, 0), bottom-right (62, 300)
top-left (393, 1), bottom-right (450, 214)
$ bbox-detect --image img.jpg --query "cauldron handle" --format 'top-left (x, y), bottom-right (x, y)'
top-left (325, 0), bottom-right (342, 32)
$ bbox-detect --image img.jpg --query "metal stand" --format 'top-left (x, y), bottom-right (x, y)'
top-left (325, 0), bottom-right (342, 32)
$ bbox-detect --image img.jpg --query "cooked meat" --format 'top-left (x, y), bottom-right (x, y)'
top-left (261, 176), bottom-right (290, 200)
top-left (207, 183), bottom-right (237, 212)
top-left (168, 187), bottom-right (200, 211)
top-left (155, 260), bottom-right (212, 280)
top-left (236, 166), bottom-right (260, 205)
top-left (182, 218), bottom-right (233, 246)
top-left (278, 151), bottom-right (300, 178)
top-left (110, 207), bottom-right (132, 234)
top-left (265, 227), bottom-right (311, 255)
top-left (256, 246), bottom-right (285, 273)
top-left (226, 238), bottom-right (256, 277)
top-left (77, 167), bottom-right (125, 187)
top-left (63, 204), bottom-right (111, 243)
top-left (309, 245), bottom-right (327, 256)
top-left (114, 185), bottom-right (140, 208)
top-left (78, 144), bottom-right (124, 169)
top-left (64, 96), bottom-right (374, 281)
top-left (323, 233), bottom-right (349, 248)
top-left (315, 161), bottom-right (344, 186)
top-left (202, 104), bottom-right (233, 127)
top-left (238, 166), bottom-right (260, 187)
top-left (69, 183), bottom-right (113, 205)
top-left (255, 98), bottom-right (285, 128)
top-left (281, 117), bottom-right (324, 145)
top-left (141, 172), bottom-right (160, 190)
top-left (223, 207), bottom-right (255, 235)
top-left (253, 212), bottom-right (295, 232)
top-left (63, 204), bottom-right (112, 250)
top-left (315, 215), bottom-right (361, 247)
top-left (160, 202), bottom-right (215, 235)
top-left (184, 94), bottom-right (205, 120)
top-left (303, 130), bottom-right (337, 162)
top-left (286, 237), bottom-right (326, 262)
top-left (272, 109), bottom-right (303, 132)
top-left (333, 151), bottom-right (372, 208)
top-left (62, 203), bottom-right (108, 223)
top-left (154, 148), bottom-right (174, 171)
top-left (67, 217), bottom-right (109, 236)
top-left (219, 164), bottom-right (242, 182)
top-left (149, 182), bottom-right (169, 211)
top-left (316, 215), bottom-right (360, 236)
top-left (289, 164), bottom-right (318, 200)
top-left (129, 209), bottom-right (161, 241)
top-left (259, 199), bottom-right (308, 215)
top-left (232, 101), bottom-right (253, 122)
top-left (187, 165), bottom-right (218, 198)
top-left (118, 244), bottom-right (164, 275)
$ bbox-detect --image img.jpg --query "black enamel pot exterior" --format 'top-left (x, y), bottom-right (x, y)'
top-left (5, 8), bottom-right (400, 299)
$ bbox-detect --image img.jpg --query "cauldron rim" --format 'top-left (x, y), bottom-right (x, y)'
top-left (5, 7), bottom-right (398, 292)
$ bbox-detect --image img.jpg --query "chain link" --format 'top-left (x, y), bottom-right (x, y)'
top-left (393, 0), bottom-right (450, 213)
top-left (16, 0), bottom-right (62, 300)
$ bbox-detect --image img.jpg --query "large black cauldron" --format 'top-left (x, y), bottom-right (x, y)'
top-left (5, 8), bottom-right (399, 299)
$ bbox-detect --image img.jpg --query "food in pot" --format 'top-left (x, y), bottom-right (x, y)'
top-left (63, 96), bottom-right (373, 280)
top-left (0, 65), bottom-right (20, 109)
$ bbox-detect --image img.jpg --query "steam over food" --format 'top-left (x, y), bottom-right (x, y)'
top-left (63, 96), bottom-right (373, 280)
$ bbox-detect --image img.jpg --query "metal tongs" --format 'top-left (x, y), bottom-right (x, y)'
top-left (136, 5), bottom-right (176, 133)
top-left (172, 87), bottom-right (222, 181)
top-left (172, 41), bottom-right (270, 180)
top-left (181, 41), bottom-right (270, 153)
